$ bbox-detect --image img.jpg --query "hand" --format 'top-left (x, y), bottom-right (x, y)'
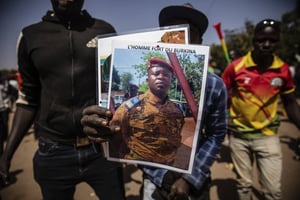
top-left (81, 105), bottom-right (120, 142)
top-left (0, 156), bottom-right (11, 188)
top-left (227, 114), bottom-right (241, 133)
top-left (168, 178), bottom-right (190, 200)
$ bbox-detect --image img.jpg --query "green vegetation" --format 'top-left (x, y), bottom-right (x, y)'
top-left (210, 2), bottom-right (300, 73)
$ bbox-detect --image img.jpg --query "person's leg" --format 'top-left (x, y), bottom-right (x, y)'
top-left (254, 135), bottom-right (282, 200)
top-left (229, 134), bottom-right (253, 200)
top-left (33, 137), bottom-right (80, 200)
top-left (83, 143), bottom-right (126, 200)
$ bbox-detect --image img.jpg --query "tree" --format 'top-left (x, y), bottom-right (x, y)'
top-left (102, 56), bottom-right (121, 91)
top-left (120, 72), bottom-right (133, 92)
top-left (277, 0), bottom-right (300, 65)
top-left (211, 0), bottom-right (300, 73)
top-left (210, 20), bottom-right (255, 73)
top-left (111, 67), bottom-right (120, 91)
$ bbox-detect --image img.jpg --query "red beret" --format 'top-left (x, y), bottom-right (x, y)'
top-left (148, 57), bottom-right (173, 72)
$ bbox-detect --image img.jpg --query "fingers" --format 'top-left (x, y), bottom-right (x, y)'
top-left (168, 182), bottom-right (180, 199)
top-left (81, 106), bottom-right (113, 130)
top-left (168, 187), bottom-right (177, 200)
top-left (82, 124), bottom-right (101, 137)
top-left (82, 124), bottom-right (120, 137)
top-left (81, 113), bottom-right (108, 127)
top-left (169, 193), bottom-right (189, 200)
top-left (111, 125), bottom-right (120, 133)
top-left (82, 105), bottom-right (112, 118)
top-left (168, 178), bottom-right (189, 200)
top-left (87, 136), bottom-right (108, 143)
top-left (168, 190), bottom-right (189, 200)
top-left (0, 170), bottom-right (10, 188)
top-left (81, 105), bottom-right (120, 142)
top-left (86, 126), bottom-right (121, 142)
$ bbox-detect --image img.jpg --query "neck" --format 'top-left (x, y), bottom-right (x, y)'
top-left (252, 51), bottom-right (274, 70)
top-left (54, 10), bottom-right (82, 21)
top-left (147, 90), bottom-right (167, 105)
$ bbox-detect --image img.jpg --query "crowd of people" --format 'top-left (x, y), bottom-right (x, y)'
top-left (0, 1), bottom-right (300, 200)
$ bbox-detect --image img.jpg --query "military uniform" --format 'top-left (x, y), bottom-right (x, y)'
top-left (110, 91), bottom-right (184, 164)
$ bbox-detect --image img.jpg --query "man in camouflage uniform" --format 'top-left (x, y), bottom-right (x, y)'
top-left (110, 57), bottom-right (185, 165)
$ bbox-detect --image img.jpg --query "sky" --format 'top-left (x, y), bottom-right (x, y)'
top-left (0, 0), bottom-right (297, 70)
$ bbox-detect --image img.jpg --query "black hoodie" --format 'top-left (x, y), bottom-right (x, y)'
top-left (17, 10), bottom-right (116, 142)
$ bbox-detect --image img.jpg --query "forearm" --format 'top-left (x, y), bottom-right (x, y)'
top-left (2, 105), bottom-right (36, 162)
top-left (281, 93), bottom-right (300, 130)
top-left (285, 103), bottom-right (300, 130)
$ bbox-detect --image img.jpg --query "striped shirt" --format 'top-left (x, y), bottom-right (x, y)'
top-left (142, 72), bottom-right (227, 190)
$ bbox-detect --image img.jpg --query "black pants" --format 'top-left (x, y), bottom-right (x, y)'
top-left (34, 137), bottom-right (126, 200)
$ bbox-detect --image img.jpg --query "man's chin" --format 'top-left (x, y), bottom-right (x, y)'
top-left (156, 86), bottom-right (167, 91)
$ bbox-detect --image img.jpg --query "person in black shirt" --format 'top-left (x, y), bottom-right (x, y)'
top-left (0, 1), bottom-right (125, 199)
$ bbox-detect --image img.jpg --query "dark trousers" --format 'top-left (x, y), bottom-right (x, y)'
top-left (33, 137), bottom-right (125, 200)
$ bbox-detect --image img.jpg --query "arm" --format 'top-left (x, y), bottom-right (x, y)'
top-left (0, 106), bottom-right (36, 184)
top-left (281, 92), bottom-right (300, 130)
top-left (0, 32), bottom-right (40, 184)
top-left (221, 62), bottom-right (235, 91)
top-left (221, 61), bottom-right (236, 108)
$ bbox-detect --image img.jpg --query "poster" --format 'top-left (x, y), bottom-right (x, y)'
top-left (106, 40), bottom-right (210, 174)
top-left (97, 25), bottom-right (189, 108)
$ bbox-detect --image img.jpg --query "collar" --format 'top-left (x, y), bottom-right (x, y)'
top-left (42, 10), bottom-right (92, 23)
top-left (144, 90), bottom-right (169, 106)
top-left (244, 51), bottom-right (284, 69)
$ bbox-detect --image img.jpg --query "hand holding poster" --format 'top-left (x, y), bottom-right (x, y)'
top-left (106, 41), bottom-right (209, 174)
top-left (96, 25), bottom-right (190, 157)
